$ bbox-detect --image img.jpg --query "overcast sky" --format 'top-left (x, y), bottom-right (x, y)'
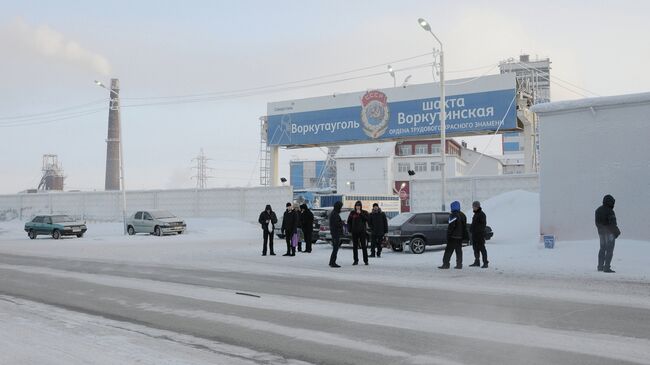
top-left (1, 0), bottom-right (648, 194)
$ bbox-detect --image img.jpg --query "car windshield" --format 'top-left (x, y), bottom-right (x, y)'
top-left (388, 213), bottom-right (414, 226)
top-left (51, 215), bottom-right (74, 223)
top-left (152, 211), bottom-right (176, 219)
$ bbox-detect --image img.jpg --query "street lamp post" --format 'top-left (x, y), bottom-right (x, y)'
top-left (95, 80), bottom-right (128, 235)
top-left (418, 18), bottom-right (446, 211)
top-left (387, 65), bottom-right (396, 87)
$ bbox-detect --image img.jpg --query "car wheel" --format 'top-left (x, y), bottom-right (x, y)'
top-left (76, 233), bottom-right (84, 238)
top-left (154, 226), bottom-right (162, 236)
top-left (391, 243), bottom-right (404, 252)
top-left (28, 230), bottom-right (37, 240)
top-left (52, 230), bottom-right (61, 240)
top-left (410, 238), bottom-right (426, 254)
top-left (127, 226), bottom-right (135, 236)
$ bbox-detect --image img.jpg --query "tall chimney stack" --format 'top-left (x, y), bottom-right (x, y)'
top-left (105, 78), bottom-right (121, 190)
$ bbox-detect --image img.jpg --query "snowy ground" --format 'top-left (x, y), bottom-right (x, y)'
top-left (0, 191), bottom-right (649, 364)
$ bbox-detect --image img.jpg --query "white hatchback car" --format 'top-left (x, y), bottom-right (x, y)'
top-left (126, 210), bottom-right (186, 236)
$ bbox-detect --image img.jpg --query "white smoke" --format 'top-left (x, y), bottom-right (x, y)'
top-left (6, 17), bottom-right (111, 75)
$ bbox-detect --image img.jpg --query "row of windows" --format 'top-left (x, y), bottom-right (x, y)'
top-left (398, 144), bottom-right (442, 156)
top-left (398, 162), bottom-right (442, 172)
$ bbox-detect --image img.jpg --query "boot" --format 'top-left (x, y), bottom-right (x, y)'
top-left (282, 253), bottom-right (291, 256)
top-left (481, 262), bottom-right (489, 269)
top-left (329, 263), bottom-right (341, 268)
top-left (597, 266), bottom-right (604, 271)
top-left (352, 261), bottom-right (358, 266)
top-left (438, 264), bottom-right (450, 269)
top-left (454, 264), bottom-right (462, 269)
top-left (369, 252), bottom-right (376, 258)
top-left (377, 252), bottom-right (381, 258)
top-left (469, 260), bottom-right (480, 267)
top-left (603, 268), bottom-right (615, 273)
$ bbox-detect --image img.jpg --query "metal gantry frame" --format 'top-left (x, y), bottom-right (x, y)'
top-left (259, 116), bottom-right (271, 186)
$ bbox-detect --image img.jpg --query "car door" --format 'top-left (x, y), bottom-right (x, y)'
top-left (142, 211), bottom-right (154, 233)
top-left (433, 213), bottom-right (450, 244)
top-left (30, 216), bottom-right (43, 233)
top-left (407, 213), bottom-right (434, 243)
top-left (42, 216), bottom-right (53, 234)
top-left (133, 211), bottom-right (143, 232)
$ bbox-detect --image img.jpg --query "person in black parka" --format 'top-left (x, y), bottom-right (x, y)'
top-left (300, 204), bottom-right (314, 253)
top-left (258, 204), bottom-right (278, 256)
top-left (281, 202), bottom-right (298, 256)
top-left (595, 194), bottom-right (621, 273)
top-left (329, 201), bottom-right (344, 268)
top-left (347, 200), bottom-right (370, 265)
top-left (439, 200), bottom-right (468, 269)
top-left (368, 203), bottom-right (388, 258)
top-left (469, 201), bottom-right (488, 268)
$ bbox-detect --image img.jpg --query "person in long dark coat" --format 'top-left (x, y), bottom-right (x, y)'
top-left (300, 204), bottom-right (314, 253)
top-left (281, 202), bottom-right (298, 256)
top-left (368, 203), bottom-right (388, 258)
top-left (329, 201), bottom-right (344, 268)
top-left (469, 201), bottom-right (488, 268)
top-left (258, 204), bottom-right (278, 256)
top-left (439, 200), bottom-right (468, 269)
top-left (347, 200), bottom-right (369, 265)
top-left (595, 194), bottom-right (621, 273)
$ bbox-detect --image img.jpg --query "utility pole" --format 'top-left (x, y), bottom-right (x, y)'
top-left (191, 148), bottom-right (214, 189)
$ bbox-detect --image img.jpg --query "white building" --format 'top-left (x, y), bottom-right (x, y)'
top-left (335, 139), bottom-right (504, 201)
top-left (531, 92), bottom-right (650, 241)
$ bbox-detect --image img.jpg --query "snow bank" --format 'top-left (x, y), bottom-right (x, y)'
top-left (479, 189), bottom-right (540, 242)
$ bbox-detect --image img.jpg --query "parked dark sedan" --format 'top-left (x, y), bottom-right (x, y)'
top-left (24, 215), bottom-right (87, 239)
top-left (386, 212), bottom-right (493, 254)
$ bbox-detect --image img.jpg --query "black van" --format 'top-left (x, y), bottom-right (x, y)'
top-left (386, 212), bottom-right (493, 254)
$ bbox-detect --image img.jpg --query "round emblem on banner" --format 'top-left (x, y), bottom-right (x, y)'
top-left (360, 90), bottom-right (390, 139)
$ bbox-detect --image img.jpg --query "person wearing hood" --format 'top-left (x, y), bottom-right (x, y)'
top-left (368, 203), bottom-right (388, 258)
top-left (347, 200), bottom-right (370, 265)
top-left (469, 201), bottom-right (488, 268)
top-left (293, 203), bottom-right (303, 252)
top-left (329, 201), bottom-right (344, 268)
top-left (281, 202), bottom-right (298, 256)
top-left (439, 201), bottom-right (469, 269)
top-left (595, 194), bottom-right (621, 273)
top-left (300, 204), bottom-right (314, 253)
top-left (258, 205), bottom-right (278, 256)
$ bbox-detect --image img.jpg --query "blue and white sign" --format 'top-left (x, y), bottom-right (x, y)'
top-left (543, 235), bottom-right (555, 249)
top-left (267, 74), bottom-right (517, 146)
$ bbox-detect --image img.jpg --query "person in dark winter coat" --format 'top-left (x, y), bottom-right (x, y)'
top-left (281, 202), bottom-right (298, 256)
top-left (258, 205), bottom-right (278, 256)
top-left (439, 201), bottom-right (469, 269)
top-left (595, 194), bottom-right (621, 273)
top-left (300, 204), bottom-right (314, 253)
top-left (329, 201), bottom-right (344, 268)
top-left (368, 203), bottom-right (388, 258)
top-left (347, 200), bottom-right (370, 265)
top-left (293, 203), bottom-right (303, 252)
top-left (469, 201), bottom-right (488, 268)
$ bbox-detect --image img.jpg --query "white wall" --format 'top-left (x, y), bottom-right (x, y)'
top-left (0, 187), bottom-right (293, 223)
top-left (336, 157), bottom-right (393, 195)
top-left (533, 94), bottom-right (650, 241)
top-left (410, 174), bottom-right (539, 213)
top-left (460, 148), bottom-right (503, 176)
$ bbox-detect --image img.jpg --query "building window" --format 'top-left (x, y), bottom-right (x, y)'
top-left (431, 146), bottom-right (441, 155)
top-left (414, 162), bottom-right (427, 172)
top-left (348, 181), bottom-right (355, 191)
top-left (431, 163), bottom-right (441, 172)
top-left (398, 145), bottom-right (412, 156)
top-left (415, 144), bottom-right (428, 155)
top-left (398, 163), bottom-right (410, 173)
top-left (349, 162), bottom-right (355, 171)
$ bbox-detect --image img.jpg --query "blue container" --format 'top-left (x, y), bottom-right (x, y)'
top-left (543, 235), bottom-right (555, 249)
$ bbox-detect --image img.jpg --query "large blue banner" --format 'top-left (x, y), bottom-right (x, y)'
top-left (267, 85), bottom-right (517, 146)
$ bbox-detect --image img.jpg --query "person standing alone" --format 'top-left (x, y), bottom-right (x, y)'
top-left (281, 202), bottom-right (298, 256)
top-left (439, 201), bottom-right (468, 269)
top-left (347, 201), bottom-right (369, 265)
top-left (300, 204), bottom-right (314, 253)
top-left (329, 201), bottom-right (344, 268)
top-left (258, 205), bottom-right (277, 256)
top-left (595, 194), bottom-right (621, 273)
top-left (369, 203), bottom-right (388, 258)
top-left (469, 201), bottom-right (488, 268)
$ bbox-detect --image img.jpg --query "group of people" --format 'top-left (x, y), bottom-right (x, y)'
top-left (258, 194), bottom-right (622, 273)
top-left (328, 200), bottom-right (388, 268)
top-left (257, 202), bottom-right (314, 256)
